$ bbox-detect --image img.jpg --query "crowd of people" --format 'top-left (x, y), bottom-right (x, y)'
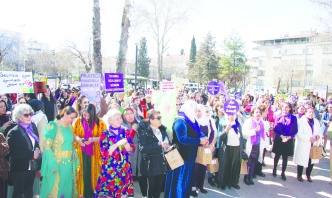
top-left (0, 84), bottom-right (331, 198)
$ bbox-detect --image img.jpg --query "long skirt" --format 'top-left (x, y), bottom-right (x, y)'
top-left (272, 137), bottom-right (294, 156)
top-left (82, 152), bottom-right (94, 198)
top-left (221, 145), bottom-right (240, 187)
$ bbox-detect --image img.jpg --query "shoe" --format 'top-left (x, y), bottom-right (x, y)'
top-left (232, 184), bottom-right (240, 189)
top-left (220, 186), bottom-right (226, 190)
top-left (272, 169), bottom-right (277, 177)
top-left (307, 176), bottom-right (312, 182)
top-left (297, 176), bottom-right (303, 182)
top-left (256, 172), bottom-right (266, 177)
top-left (248, 175), bottom-right (255, 185)
top-left (281, 173), bottom-right (286, 181)
top-left (199, 188), bottom-right (208, 194)
top-left (191, 190), bottom-right (198, 197)
top-left (244, 175), bottom-right (250, 185)
top-left (208, 178), bottom-right (216, 187)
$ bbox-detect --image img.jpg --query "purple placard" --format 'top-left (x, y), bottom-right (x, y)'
top-left (234, 92), bottom-right (242, 100)
top-left (80, 73), bottom-right (101, 102)
top-left (104, 73), bottom-right (124, 93)
top-left (207, 81), bottom-right (221, 95)
top-left (219, 80), bottom-right (228, 99)
top-left (223, 99), bottom-right (240, 115)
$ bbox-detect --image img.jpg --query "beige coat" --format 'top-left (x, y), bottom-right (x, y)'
top-left (293, 116), bottom-right (321, 167)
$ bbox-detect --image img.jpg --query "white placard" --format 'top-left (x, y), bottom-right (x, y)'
top-left (0, 71), bottom-right (34, 94)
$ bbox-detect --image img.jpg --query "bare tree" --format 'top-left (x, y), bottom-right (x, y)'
top-left (67, 42), bottom-right (93, 72)
top-left (311, 0), bottom-right (332, 29)
top-left (0, 33), bottom-right (18, 68)
top-left (116, 0), bottom-right (131, 73)
top-left (93, 0), bottom-right (102, 74)
top-left (134, 0), bottom-right (196, 82)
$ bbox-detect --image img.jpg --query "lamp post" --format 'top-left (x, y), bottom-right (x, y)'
top-left (134, 43), bottom-right (138, 91)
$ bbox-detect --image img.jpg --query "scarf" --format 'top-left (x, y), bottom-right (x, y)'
top-left (297, 113), bottom-right (304, 119)
top-left (251, 117), bottom-right (265, 145)
top-left (277, 113), bottom-right (291, 125)
top-left (18, 122), bottom-right (39, 143)
top-left (232, 118), bottom-right (241, 134)
top-left (81, 119), bottom-right (95, 156)
top-left (308, 118), bottom-right (314, 134)
top-left (178, 112), bottom-right (201, 135)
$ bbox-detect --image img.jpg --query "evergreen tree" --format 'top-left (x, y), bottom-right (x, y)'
top-left (188, 32), bottom-right (220, 84)
top-left (189, 36), bottom-right (197, 63)
top-left (137, 37), bottom-right (151, 78)
top-left (180, 49), bottom-right (185, 55)
top-left (220, 30), bottom-right (249, 91)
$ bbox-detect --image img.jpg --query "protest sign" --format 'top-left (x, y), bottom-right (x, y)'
top-left (104, 73), bottom-right (124, 93)
top-left (0, 71), bottom-right (34, 93)
top-left (223, 99), bottom-right (240, 115)
top-left (160, 81), bottom-right (176, 92)
top-left (33, 81), bottom-right (46, 94)
top-left (234, 92), bottom-right (242, 100)
top-left (80, 73), bottom-right (101, 102)
top-left (207, 81), bottom-right (220, 95)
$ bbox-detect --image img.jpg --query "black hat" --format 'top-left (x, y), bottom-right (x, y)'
top-left (28, 99), bottom-right (44, 112)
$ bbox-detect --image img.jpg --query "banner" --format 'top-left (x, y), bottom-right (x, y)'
top-left (152, 90), bottom-right (177, 131)
top-left (80, 73), bottom-right (101, 102)
top-left (0, 71), bottom-right (34, 93)
top-left (313, 86), bottom-right (328, 101)
top-left (104, 73), bottom-right (124, 93)
top-left (160, 81), bottom-right (176, 92)
top-left (33, 81), bottom-right (47, 94)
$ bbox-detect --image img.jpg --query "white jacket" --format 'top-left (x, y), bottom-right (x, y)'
top-left (293, 116), bottom-right (321, 167)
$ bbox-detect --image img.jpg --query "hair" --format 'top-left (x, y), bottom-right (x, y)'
top-left (0, 100), bottom-right (8, 112)
top-left (102, 109), bottom-right (122, 126)
top-left (213, 101), bottom-right (223, 114)
top-left (257, 104), bottom-right (267, 114)
top-left (12, 104), bottom-right (34, 123)
top-left (250, 105), bottom-right (262, 116)
top-left (305, 107), bottom-right (315, 113)
top-left (281, 102), bottom-right (293, 114)
top-left (26, 93), bottom-right (37, 101)
top-left (56, 106), bottom-right (77, 120)
top-left (41, 87), bottom-right (56, 104)
top-left (18, 96), bottom-right (28, 104)
top-left (324, 103), bottom-right (332, 112)
top-left (297, 104), bottom-right (305, 112)
top-left (81, 103), bottom-right (99, 127)
top-left (76, 95), bottom-right (88, 113)
top-left (146, 109), bottom-right (160, 123)
top-left (122, 107), bottom-right (136, 125)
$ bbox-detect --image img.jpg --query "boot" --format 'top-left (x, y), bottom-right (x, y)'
top-left (244, 175), bottom-right (250, 185)
top-left (272, 168), bottom-right (277, 177)
top-left (248, 175), bottom-right (255, 185)
top-left (208, 178), bottom-right (216, 187)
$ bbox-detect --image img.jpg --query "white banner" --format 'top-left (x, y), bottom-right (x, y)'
top-left (0, 71), bottom-right (34, 94)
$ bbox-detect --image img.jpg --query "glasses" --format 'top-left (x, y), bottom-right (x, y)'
top-left (23, 112), bottom-right (33, 118)
top-left (152, 116), bottom-right (162, 120)
top-left (176, 103), bottom-right (183, 106)
top-left (19, 102), bottom-right (26, 104)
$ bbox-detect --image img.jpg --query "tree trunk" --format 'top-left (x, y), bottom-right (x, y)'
top-left (116, 0), bottom-right (131, 74)
top-left (276, 77), bottom-right (282, 93)
top-left (93, 0), bottom-right (102, 74)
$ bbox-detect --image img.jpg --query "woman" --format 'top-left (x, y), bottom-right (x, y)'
top-left (217, 113), bottom-right (243, 190)
top-left (138, 109), bottom-right (170, 198)
top-left (242, 105), bottom-right (266, 185)
top-left (73, 103), bottom-right (106, 197)
top-left (272, 95), bottom-right (284, 113)
top-left (75, 95), bottom-right (89, 116)
top-left (40, 106), bottom-right (79, 198)
top-left (129, 102), bottom-right (143, 122)
top-left (57, 89), bottom-right (71, 111)
top-left (18, 97), bottom-right (28, 105)
top-left (6, 104), bottom-right (40, 198)
top-left (272, 102), bottom-right (298, 180)
top-left (0, 132), bottom-right (9, 198)
top-left (95, 109), bottom-right (135, 197)
top-left (296, 105), bottom-right (306, 120)
top-left (41, 87), bottom-right (58, 122)
top-left (321, 104), bottom-right (332, 149)
top-left (164, 101), bottom-right (208, 198)
top-left (294, 107), bottom-right (321, 182)
top-left (191, 104), bottom-right (216, 196)
top-left (0, 100), bottom-right (11, 134)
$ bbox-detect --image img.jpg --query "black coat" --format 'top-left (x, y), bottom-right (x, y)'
top-left (137, 121), bottom-right (169, 176)
top-left (6, 123), bottom-right (40, 172)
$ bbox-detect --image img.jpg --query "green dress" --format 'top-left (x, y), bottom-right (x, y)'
top-left (40, 121), bottom-right (79, 198)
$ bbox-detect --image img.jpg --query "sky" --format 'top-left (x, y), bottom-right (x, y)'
top-left (0, 0), bottom-right (325, 59)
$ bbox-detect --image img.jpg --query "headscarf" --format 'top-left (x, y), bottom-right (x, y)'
top-left (28, 99), bottom-right (44, 113)
top-left (178, 100), bottom-right (197, 123)
top-left (196, 104), bottom-right (210, 126)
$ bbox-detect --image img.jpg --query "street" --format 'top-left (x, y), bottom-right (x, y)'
top-left (134, 143), bottom-right (332, 198)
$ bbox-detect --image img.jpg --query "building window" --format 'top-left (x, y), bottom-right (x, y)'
top-left (257, 79), bottom-right (264, 86)
top-left (306, 70), bottom-right (313, 76)
top-left (305, 80), bottom-right (313, 86)
top-left (257, 70), bottom-right (265, 76)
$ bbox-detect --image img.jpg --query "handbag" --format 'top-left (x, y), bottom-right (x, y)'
top-left (207, 158), bottom-right (219, 173)
top-left (310, 145), bottom-right (323, 160)
top-left (326, 124), bottom-right (332, 139)
top-left (164, 144), bottom-right (184, 171)
top-left (196, 146), bottom-right (212, 165)
top-left (240, 159), bottom-right (248, 174)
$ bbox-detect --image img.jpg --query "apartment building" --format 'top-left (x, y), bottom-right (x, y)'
top-left (251, 31), bottom-right (332, 95)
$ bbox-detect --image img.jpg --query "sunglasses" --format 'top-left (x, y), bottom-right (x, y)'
top-left (23, 112), bottom-right (33, 118)
top-left (152, 116), bottom-right (162, 120)
top-left (176, 103), bottom-right (183, 106)
top-left (19, 102), bottom-right (26, 104)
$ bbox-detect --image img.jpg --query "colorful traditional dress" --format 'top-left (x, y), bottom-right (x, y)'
top-left (73, 117), bottom-right (106, 197)
top-left (94, 126), bottom-right (135, 198)
top-left (40, 121), bottom-right (79, 198)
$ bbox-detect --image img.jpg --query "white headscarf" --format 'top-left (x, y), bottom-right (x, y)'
top-left (196, 104), bottom-right (210, 126)
top-left (179, 100), bottom-right (197, 123)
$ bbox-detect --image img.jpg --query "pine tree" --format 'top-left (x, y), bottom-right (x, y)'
top-left (220, 30), bottom-right (249, 91)
top-left (188, 32), bottom-right (220, 84)
top-left (137, 37), bottom-right (151, 78)
top-left (189, 36), bottom-right (197, 63)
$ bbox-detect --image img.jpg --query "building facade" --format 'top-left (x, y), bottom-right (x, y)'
top-left (251, 31), bottom-right (332, 95)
